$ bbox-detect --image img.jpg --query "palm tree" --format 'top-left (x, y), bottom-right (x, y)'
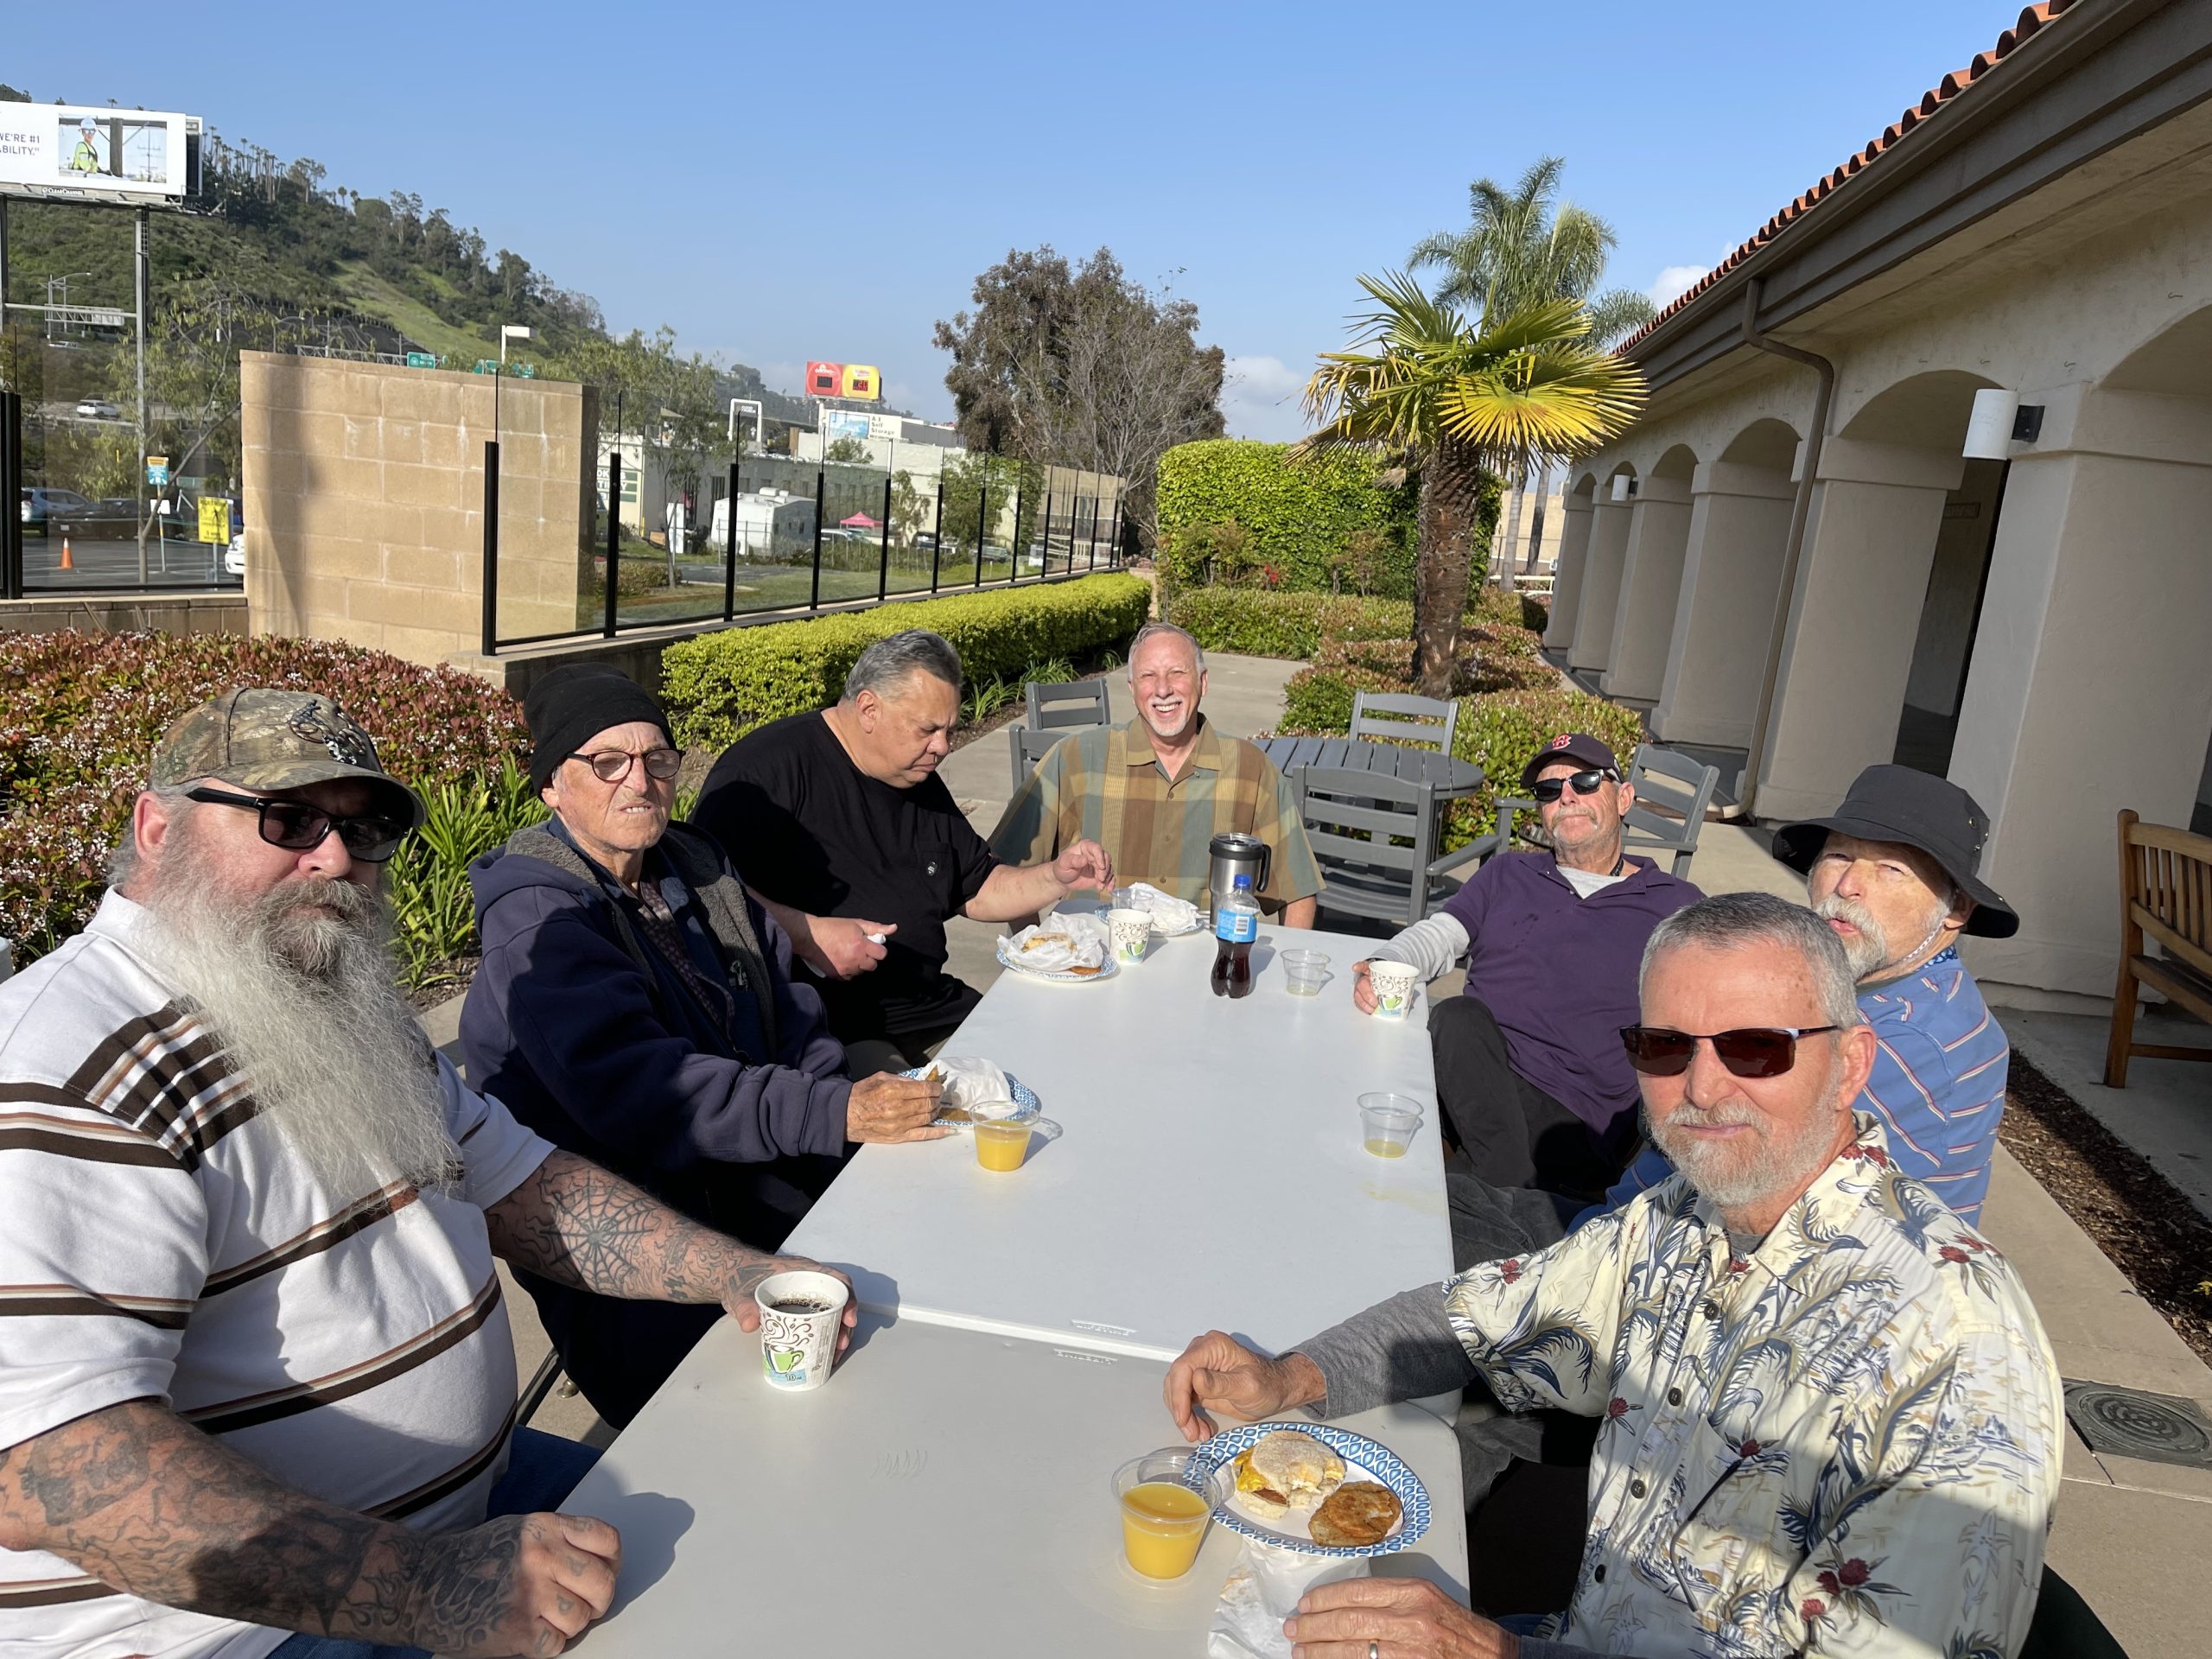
top-left (1408, 156), bottom-right (1655, 350)
top-left (1411, 158), bottom-right (1657, 584)
top-left (1296, 273), bottom-right (1645, 697)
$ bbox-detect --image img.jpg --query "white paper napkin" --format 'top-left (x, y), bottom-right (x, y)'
top-left (999, 914), bottom-right (1109, 972)
top-left (925, 1055), bottom-right (1014, 1116)
top-left (1207, 1541), bottom-right (1370, 1659)
top-left (1119, 881), bottom-right (1203, 933)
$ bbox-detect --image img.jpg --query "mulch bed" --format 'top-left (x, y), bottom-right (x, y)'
top-left (1997, 1053), bottom-right (2212, 1367)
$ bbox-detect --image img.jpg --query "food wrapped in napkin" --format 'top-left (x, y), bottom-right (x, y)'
top-left (924, 1055), bottom-right (1015, 1122)
top-left (999, 913), bottom-right (1109, 974)
top-left (1117, 881), bottom-right (1203, 934)
top-left (1206, 1541), bottom-right (1370, 1659)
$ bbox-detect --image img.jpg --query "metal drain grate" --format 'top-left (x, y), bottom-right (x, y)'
top-left (2063, 1381), bottom-right (2212, 1470)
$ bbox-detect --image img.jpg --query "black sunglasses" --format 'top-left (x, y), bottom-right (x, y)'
top-left (1531, 767), bottom-right (1618, 803)
top-left (569, 747), bottom-right (682, 783)
top-left (1619, 1024), bottom-right (1843, 1079)
top-left (185, 786), bottom-right (410, 863)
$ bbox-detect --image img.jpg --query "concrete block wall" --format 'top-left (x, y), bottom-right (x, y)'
top-left (0, 593), bottom-right (249, 638)
top-left (239, 353), bottom-right (597, 667)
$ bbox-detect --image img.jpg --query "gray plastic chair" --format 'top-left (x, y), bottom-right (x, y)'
top-left (1350, 690), bottom-right (1459, 753)
top-left (1297, 766), bottom-right (1490, 926)
top-left (1620, 745), bottom-right (1722, 878)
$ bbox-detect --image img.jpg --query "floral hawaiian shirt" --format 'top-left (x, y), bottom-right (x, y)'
top-left (1446, 1113), bottom-right (2063, 1658)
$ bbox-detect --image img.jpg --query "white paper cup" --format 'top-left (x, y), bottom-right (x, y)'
top-left (1107, 907), bottom-right (1151, 965)
top-left (1367, 959), bottom-right (1421, 1020)
top-left (754, 1269), bottom-right (849, 1392)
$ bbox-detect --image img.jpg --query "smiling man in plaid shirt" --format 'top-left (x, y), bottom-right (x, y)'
top-left (989, 622), bottom-right (1322, 925)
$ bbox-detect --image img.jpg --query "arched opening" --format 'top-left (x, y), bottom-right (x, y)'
top-left (2102, 312), bottom-right (2212, 834)
top-left (1541, 471), bottom-right (1601, 651)
top-left (1565, 464), bottom-right (1637, 673)
top-left (1653, 420), bottom-right (1801, 762)
top-left (1601, 445), bottom-right (1699, 706)
top-left (1836, 372), bottom-right (2009, 776)
top-left (1943, 302), bottom-right (2212, 1001)
top-left (1757, 369), bottom-right (1999, 822)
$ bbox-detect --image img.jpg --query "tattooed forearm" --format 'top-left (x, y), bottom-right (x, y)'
top-left (0, 1399), bottom-right (523, 1649)
top-left (484, 1149), bottom-right (769, 1304)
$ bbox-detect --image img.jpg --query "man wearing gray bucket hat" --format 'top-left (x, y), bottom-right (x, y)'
top-left (1598, 764), bottom-right (2017, 1227)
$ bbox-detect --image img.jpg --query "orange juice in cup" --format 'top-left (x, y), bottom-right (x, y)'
top-left (1114, 1451), bottom-right (1215, 1579)
top-left (969, 1110), bottom-right (1061, 1173)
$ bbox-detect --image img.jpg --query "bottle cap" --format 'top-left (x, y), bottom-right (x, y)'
top-left (1233, 874), bottom-right (1252, 890)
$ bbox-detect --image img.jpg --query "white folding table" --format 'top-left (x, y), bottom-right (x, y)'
top-left (559, 1316), bottom-right (1469, 1657)
top-left (785, 925), bottom-right (1452, 1361)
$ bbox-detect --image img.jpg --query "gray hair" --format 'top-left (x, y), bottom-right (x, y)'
top-left (1639, 891), bottom-right (1861, 1030)
top-left (1127, 621), bottom-right (1205, 677)
top-left (107, 783), bottom-right (196, 892)
top-left (842, 629), bottom-right (963, 702)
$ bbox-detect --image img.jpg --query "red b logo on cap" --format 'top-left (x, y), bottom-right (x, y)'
top-left (1549, 734), bottom-right (1572, 750)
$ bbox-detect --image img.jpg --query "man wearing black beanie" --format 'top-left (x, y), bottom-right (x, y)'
top-left (460, 663), bottom-right (944, 1425)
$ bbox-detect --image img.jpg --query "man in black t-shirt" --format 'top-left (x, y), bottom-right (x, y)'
top-left (693, 629), bottom-right (1116, 1072)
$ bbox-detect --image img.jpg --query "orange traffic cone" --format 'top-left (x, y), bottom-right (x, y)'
top-left (58, 537), bottom-right (73, 571)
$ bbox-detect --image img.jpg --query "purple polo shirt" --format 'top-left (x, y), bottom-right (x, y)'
top-left (1442, 850), bottom-right (1704, 1144)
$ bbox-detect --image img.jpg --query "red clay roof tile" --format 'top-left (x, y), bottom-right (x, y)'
top-left (1622, 0), bottom-right (2078, 353)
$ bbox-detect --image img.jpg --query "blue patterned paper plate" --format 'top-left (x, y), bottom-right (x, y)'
top-left (994, 938), bottom-right (1120, 982)
top-left (1180, 1422), bottom-right (1430, 1558)
top-left (900, 1066), bottom-right (1041, 1130)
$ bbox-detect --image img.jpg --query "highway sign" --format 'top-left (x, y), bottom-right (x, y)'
top-left (405, 351), bottom-right (437, 369)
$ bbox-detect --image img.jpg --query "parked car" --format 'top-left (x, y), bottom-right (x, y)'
top-left (19, 486), bottom-right (95, 534)
top-left (73, 397), bottom-right (122, 420)
top-left (224, 512), bottom-right (245, 578)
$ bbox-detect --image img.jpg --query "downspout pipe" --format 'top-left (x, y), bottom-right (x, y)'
top-left (1724, 278), bottom-right (1834, 820)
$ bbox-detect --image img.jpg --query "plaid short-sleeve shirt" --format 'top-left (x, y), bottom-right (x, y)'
top-left (988, 716), bottom-right (1323, 909)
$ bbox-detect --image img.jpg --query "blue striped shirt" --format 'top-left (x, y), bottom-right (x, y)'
top-left (1580, 946), bottom-right (2011, 1228)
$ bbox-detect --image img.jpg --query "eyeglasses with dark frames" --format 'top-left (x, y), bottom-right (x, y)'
top-left (1530, 768), bottom-right (1619, 804)
top-left (1618, 1023), bottom-right (1845, 1079)
top-left (568, 747), bottom-right (683, 784)
top-left (183, 786), bottom-right (410, 863)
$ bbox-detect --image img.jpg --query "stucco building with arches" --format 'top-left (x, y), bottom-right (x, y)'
top-left (1546, 0), bottom-right (2212, 1008)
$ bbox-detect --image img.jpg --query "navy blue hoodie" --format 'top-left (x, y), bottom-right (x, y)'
top-left (462, 820), bottom-right (853, 1243)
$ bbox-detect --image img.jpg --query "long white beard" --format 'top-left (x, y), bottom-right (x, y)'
top-left (139, 835), bottom-right (458, 1198)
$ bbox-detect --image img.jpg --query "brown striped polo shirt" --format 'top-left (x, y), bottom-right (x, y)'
top-left (989, 715), bottom-right (1323, 909)
top-left (0, 892), bottom-right (554, 1658)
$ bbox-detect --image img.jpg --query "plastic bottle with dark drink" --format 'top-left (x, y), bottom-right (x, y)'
top-left (1211, 874), bottom-right (1259, 999)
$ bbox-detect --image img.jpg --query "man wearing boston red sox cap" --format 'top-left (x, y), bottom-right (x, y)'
top-left (1351, 731), bottom-right (1704, 1202)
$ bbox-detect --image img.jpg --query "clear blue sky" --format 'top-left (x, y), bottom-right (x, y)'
top-left (6, 0), bottom-right (2023, 439)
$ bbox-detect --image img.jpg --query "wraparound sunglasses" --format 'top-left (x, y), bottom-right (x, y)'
top-left (1619, 1023), bottom-right (1843, 1078)
top-left (1530, 767), bottom-right (1618, 802)
top-left (184, 786), bottom-right (410, 863)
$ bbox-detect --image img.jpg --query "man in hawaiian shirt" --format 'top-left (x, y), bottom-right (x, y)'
top-left (1166, 891), bottom-right (2063, 1659)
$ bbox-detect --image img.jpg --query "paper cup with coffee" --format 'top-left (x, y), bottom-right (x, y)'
top-left (1367, 959), bottom-right (1421, 1021)
top-left (754, 1268), bottom-right (849, 1392)
top-left (1107, 906), bottom-right (1151, 965)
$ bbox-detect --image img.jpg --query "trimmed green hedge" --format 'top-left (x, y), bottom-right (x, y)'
top-left (660, 574), bottom-right (1152, 749)
top-left (1166, 589), bottom-right (1414, 659)
top-left (1155, 441), bottom-right (1418, 597)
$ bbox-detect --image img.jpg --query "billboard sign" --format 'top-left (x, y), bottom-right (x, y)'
top-left (840, 364), bottom-right (880, 400)
top-left (805, 361), bottom-right (843, 397)
top-left (0, 105), bottom-right (202, 204)
top-left (823, 410), bottom-right (873, 448)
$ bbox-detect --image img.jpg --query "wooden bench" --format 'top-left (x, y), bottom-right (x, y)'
top-left (2104, 808), bottom-right (2212, 1088)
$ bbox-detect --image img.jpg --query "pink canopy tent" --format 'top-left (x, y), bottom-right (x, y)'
top-left (840, 512), bottom-right (881, 530)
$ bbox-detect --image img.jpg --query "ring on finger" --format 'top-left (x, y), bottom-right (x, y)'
top-left (1369, 1643), bottom-right (1380, 1659)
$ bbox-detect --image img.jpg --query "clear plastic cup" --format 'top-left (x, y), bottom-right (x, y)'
top-left (1113, 1448), bottom-right (1222, 1580)
top-left (1357, 1093), bottom-right (1425, 1159)
top-left (1280, 949), bottom-right (1330, 996)
top-left (971, 1113), bottom-right (1063, 1172)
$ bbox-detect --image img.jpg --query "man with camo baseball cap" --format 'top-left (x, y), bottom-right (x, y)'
top-left (0, 688), bottom-right (871, 1656)
top-left (149, 686), bottom-right (427, 844)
